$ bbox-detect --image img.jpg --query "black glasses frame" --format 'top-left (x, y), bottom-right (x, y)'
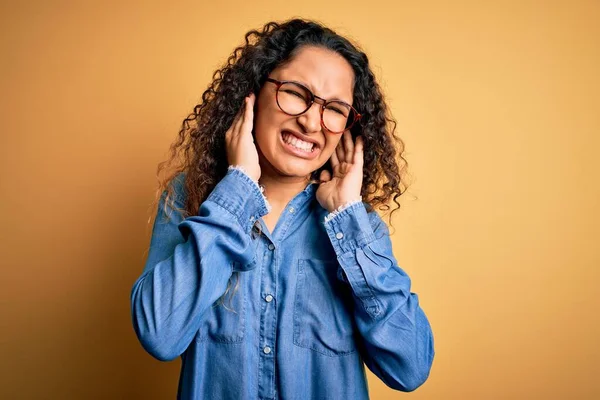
top-left (265, 78), bottom-right (362, 134)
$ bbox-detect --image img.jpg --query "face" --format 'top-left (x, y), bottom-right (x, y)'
top-left (253, 45), bottom-right (355, 180)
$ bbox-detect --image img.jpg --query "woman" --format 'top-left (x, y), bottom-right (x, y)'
top-left (130, 18), bottom-right (435, 399)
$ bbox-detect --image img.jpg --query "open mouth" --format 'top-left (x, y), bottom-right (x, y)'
top-left (281, 131), bottom-right (317, 153)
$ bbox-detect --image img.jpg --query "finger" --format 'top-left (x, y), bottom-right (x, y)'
top-left (330, 145), bottom-right (340, 169)
top-left (225, 104), bottom-right (243, 143)
top-left (319, 169), bottom-right (331, 183)
top-left (343, 131), bottom-right (354, 163)
top-left (353, 135), bottom-right (364, 167)
top-left (240, 93), bottom-right (254, 138)
top-left (335, 140), bottom-right (345, 165)
top-left (232, 97), bottom-right (248, 141)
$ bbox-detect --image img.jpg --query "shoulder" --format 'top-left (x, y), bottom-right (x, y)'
top-left (171, 172), bottom-right (187, 194)
top-left (157, 172), bottom-right (188, 221)
top-left (162, 172), bottom-right (187, 203)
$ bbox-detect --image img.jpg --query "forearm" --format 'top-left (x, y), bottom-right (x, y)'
top-left (130, 167), bottom-right (269, 361)
top-left (324, 201), bottom-right (435, 391)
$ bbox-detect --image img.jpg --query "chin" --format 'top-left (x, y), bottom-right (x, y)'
top-left (272, 159), bottom-right (316, 177)
top-left (260, 149), bottom-right (319, 176)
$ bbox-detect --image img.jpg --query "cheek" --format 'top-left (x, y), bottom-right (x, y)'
top-left (254, 116), bottom-right (279, 149)
top-left (254, 100), bottom-right (284, 138)
top-left (321, 136), bottom-right (342, 159)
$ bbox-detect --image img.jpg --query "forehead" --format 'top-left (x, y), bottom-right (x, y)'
top-left (272, 46), bottom-right (355, 103)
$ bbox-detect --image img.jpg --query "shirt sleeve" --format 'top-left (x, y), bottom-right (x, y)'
top-left (323, 201), bottom-right (435, 392)
top-left (130, 167), bottom-right (269, 361)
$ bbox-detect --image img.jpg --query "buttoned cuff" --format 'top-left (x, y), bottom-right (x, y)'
top-left (205, 166), bottom-right (271, 234)
top-left (323, 197), bottom-right (363, 223)
top-left (323, 201), bottom-right (376, 255)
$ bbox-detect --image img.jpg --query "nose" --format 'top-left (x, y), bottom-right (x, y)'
top-left (296, 101), bottom-right (322, 133)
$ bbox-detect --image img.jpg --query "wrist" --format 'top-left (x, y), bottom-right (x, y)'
top-left (229, 164), bottom-right (260, 183)
top-left (325, 197), bottom-right (363, 220)
top-left (227, 165), bottom-right (268, 205)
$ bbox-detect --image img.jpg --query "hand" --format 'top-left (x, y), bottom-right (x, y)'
top-left (316, 131), bottom-right (364, 212)
top-left (225, 93), bottom-right (261, 182)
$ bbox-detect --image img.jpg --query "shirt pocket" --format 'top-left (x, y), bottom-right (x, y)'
top-left (196, 272), bottom-right (246, 344)
top-left (293, 259), bottom-right (358, 357)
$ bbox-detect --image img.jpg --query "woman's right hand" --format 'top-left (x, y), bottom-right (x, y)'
top-left (225, 93), bottom-right (261, 182)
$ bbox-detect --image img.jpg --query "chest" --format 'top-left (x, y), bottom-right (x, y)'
top-left (261, 210), bottom-right (282, 235)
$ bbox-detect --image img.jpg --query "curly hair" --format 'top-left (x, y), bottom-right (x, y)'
top-left (148, 18), bottom-right (412, 311)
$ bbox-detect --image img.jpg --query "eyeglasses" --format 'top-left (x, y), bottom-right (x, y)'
top-left (265, 78), bottom-right (362, 134)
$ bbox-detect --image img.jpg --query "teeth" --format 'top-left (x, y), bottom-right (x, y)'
top-left (282, 132), bottom-right (314, 152)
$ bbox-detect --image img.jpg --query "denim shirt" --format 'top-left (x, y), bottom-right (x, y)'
top-left (130, 167), bottom-right (435, 399)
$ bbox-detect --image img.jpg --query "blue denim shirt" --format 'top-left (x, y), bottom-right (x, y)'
top-left (130, 167), bottom-right (435, 399)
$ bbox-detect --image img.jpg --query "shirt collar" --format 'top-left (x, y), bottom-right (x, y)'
top-left (302, 181), bottom-right (318, 198)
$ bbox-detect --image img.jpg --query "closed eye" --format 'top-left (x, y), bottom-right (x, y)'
top-left (282, 89), bottom-right (306, 99)
top-left (326, 105), bottom-right (348, 117)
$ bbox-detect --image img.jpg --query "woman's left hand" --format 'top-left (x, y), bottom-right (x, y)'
top-left (316, 131), bottom-right (364, 212)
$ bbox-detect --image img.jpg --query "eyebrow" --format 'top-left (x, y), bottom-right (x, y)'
top-left (288, 78), bottom-right (353, 105)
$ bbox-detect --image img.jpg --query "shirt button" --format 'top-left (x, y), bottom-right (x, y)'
top-left (268, 243), bottom-right (275, 250)
top-left (249, 215), bottom-right (255, 222)
top-left (288, 207), bottom-right (295, 213)
top-left (265, 294), bottom-right (273, 302)
top-left (336, 232), bottom-right (344, 239)
top-left (263, 346), bottom-right (271, 354)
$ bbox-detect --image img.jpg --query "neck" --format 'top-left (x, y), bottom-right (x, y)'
top-left (258, 162), bottom-right (311, 210)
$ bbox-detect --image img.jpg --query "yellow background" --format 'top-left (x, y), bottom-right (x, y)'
top-left (1, 1), bottom-right (598, 399)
